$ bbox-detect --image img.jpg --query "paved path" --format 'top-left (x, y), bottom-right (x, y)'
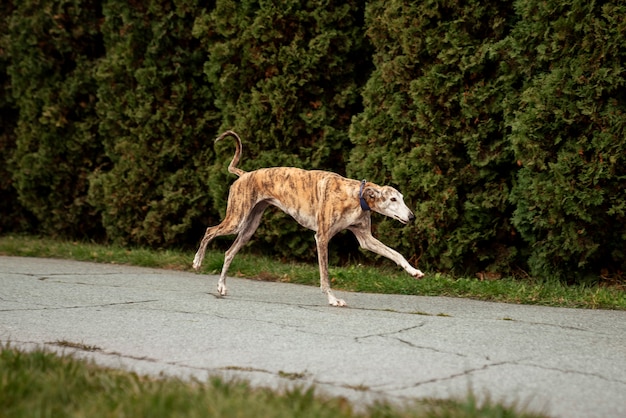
top-left (1, 256), bottom-right (625, 417)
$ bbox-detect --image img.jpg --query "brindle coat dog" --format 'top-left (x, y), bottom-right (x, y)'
top-left (193, 131), bottom-right (424, 306)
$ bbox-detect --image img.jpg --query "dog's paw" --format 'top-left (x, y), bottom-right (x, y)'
top-left (217, 283), bottom-right (228, 296)
top-left (335, 299), bottom-right (347, 307)
top-left (328, 294), bottom-right (347, 307)
top-left (410, 268), bottom-right (425, 279)
top-left (192, 254), bottom-right (202, 270)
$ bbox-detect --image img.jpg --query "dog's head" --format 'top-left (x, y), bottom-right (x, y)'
top-left (361, 185), bottom-right (415, 224)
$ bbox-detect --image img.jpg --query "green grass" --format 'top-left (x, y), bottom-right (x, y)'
top-left (0, 345), bottom-right (547, 418)
top-left (1, 234), bottom-right (624, 310)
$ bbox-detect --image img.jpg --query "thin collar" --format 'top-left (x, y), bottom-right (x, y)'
top-left (359, 180), bottom-right (371, 211)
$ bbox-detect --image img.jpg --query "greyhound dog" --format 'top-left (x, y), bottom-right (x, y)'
top-left (193, 131), bottom-right (424, 306)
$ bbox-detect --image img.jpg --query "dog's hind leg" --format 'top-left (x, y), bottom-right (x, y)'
top-left (216, 202), bottom-right (268, 296)
top-left (193, 178), bottom-right (258, 270)
top-left (193, 191), bottom-right (251, 270)
top-left (192, 221), bottom-right (237, 271)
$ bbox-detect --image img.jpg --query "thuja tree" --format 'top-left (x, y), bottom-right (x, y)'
top-left (504, 0), bottom-right (626, 281)
top-left (90, 0), bottom-right (221, 246)
top-left (349, 0), bottom-right (518, 275)
top-left (194, 0), bottom-right (370, 258)
top-left (0, 0), bottom-right (24, 233)
top-left (6, 0), bottom-right (104, 238)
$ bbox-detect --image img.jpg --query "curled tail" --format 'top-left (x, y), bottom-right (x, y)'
top-left (215, 130), bottom-right (245, 177)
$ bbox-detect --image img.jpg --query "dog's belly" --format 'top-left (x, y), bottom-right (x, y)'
top-left (268, 198), bottom-right (317, 231)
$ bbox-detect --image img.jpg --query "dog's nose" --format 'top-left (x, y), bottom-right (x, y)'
top-left (408, 211), bottom-right (416, 223)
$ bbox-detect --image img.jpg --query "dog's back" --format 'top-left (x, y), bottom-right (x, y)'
top-left (233, 167), bottom-right (354, 231)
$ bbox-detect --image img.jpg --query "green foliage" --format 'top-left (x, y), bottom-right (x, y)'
top-left (349, 0), bottom-right (518, 275)
top-left (5, 0), bottom-right (104, 238)
top-left (1, 0), bottom-right (625, 282)
top-left (0, 0), bottom-right (28, 234)
top-left (90, 0), bottom-right (221, 247)
top-left (198, 0), bottom-right (368, 170)
top-left (504, 0), bottom-right (626, 280)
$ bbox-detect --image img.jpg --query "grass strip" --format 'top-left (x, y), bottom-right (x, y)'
top-left (1, 234), bottom-right (624, 310)
top-left (0, 345), bottom-right (547, 418)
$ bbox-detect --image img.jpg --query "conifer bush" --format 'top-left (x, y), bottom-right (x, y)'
top-left (504, 0), bottom-right (626, 280)
top-left (0, 0), bottom-right (24, 234)
top-left (5, 0), bottom-right (104, 238)
top-left (90, 0), bottom-right (221, 246)
top-left (348, 0), bottom-right (519, 275)
top-left (1, 0), bottom-right (624, 282)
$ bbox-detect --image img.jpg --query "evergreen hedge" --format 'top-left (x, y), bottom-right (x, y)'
top-left (1, 0), bottom-right (624, 282)
top-left (0, 1), bottom-right (24, 234)
top-left (348, 0), bottom-right (519, 276)
top-left (90, 0), bottom-right (220, 247)
top-left (5, 0), bottom-right (104, 239)
top-left (504, 0), bottom-right (626, 280)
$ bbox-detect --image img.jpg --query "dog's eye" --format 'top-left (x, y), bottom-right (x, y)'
top-left (390, 197), bottom-right (397, 202)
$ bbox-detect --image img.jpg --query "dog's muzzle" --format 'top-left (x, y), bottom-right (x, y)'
top-left (395, 211), bottom-right (415, 225)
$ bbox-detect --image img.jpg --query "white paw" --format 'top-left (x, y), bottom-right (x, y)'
top-left (217, 282), bottom-right (227, 296)
top-left (328, 294), bottom-right (347, 307)
top-left (192, 254), bottom-right (202, 270)
top-left (409, 268), bottom-right (424, 279)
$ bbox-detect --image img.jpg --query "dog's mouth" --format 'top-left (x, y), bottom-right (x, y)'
top-left (394, 216), bottom-right (410, 225)
top-left (393, 212), bottom-right (416, 225)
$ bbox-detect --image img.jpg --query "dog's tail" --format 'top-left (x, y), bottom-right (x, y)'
top-left (215, 130), bottom-right (245, 177)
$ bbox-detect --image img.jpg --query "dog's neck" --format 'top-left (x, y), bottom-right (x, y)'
top-left (359, 180), bottom-right (371, 211)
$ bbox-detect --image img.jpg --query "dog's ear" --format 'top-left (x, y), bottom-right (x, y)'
top-left (363, 186), bottom-right (382, 203)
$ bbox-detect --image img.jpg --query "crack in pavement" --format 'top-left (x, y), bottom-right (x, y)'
top-left (519, 361), bottom-right (626, 386)
top-left (0, 299), bottom-right (160, 312)
top-left (30, 339), bottom-right (320, 388)
top-left (1, 337), bottom-right (479, 397)
top-left (44, 340), bottom-right (397, 399)
top-left (394, 337), bottom-right (474, 359)
top-left (354, 324), bottom-right (426, 343)
top-left (385, 359), bottom-right (521, 393)
top-left (386, 356), bottom-right (626, 394)
top-left (353, 324), bottom-right (475, 357)
top-left (37, 273), bottom-right (123, 280)
top-left (7, 272), bottom-right (128, 279)
top-left (355, 324), bottom-right (489, 361)
top-left (502, 317), bottom-right (597, 334)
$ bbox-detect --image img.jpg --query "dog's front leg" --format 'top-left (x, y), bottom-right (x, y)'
top-left (315, 232), bottom-right (346, 307)
top-left (351, 228), bottom-right (424, 278)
